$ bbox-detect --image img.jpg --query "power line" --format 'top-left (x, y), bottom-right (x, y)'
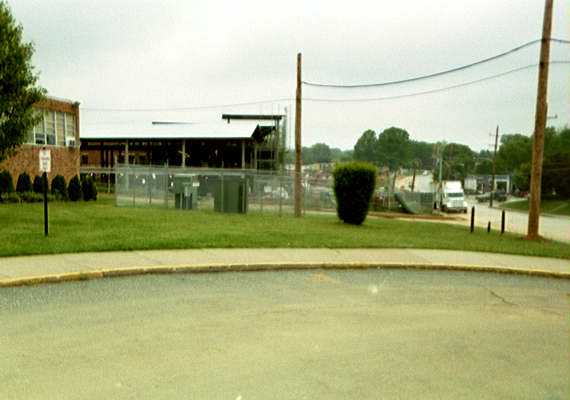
top-left (302, 60), bottom-right (570, 103)
top-left (82, 97), bottom-right (292, 113)
top-left (302, 38), bottom-right (570, 88)
top-left (81, 54), bottom-right (570, 113)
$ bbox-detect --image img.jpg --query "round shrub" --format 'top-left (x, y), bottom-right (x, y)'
top-left (0, 170), bottom-right (14, 199)
top-left (68, 175), bottom-right (82, 201)
top-left (333, 162), bottom-right (377, 225)
top-left (81, 176), bottom-right (97, 201)
top-left (16, 172), bottom-right (32, 193)
top-left (51, 175), bottom-right (67, 199)
top-left (33, 175), bottom-right (46, 194)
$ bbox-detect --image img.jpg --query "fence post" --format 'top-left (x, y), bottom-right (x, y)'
top-left (487, 221), bottom-right (491, 233)
top-left (501, 210), bottom-right (506, 234)
top-left (132, 166), bottom-right (136, 207)
top-left (470, 206), bottom-right (475, 233)
top-left (278, 176), bottom-right (282, 217)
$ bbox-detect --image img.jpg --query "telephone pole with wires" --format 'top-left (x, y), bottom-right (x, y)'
top-left (294, 53), bottom-right (303, 218)
top-left (490, 125), bottom-right (499, 208)
top-left (527, 0), bottom-right (554, 240)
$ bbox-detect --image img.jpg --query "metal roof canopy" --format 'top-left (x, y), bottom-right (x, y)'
top-left (80, 121), bottom-right (269, 140)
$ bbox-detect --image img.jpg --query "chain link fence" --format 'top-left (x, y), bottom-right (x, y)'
top-left (114, 164), bottom-right (336, 215)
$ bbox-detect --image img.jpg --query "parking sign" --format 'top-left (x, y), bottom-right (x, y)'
top-left (39, 148), bottom-right (51, 173)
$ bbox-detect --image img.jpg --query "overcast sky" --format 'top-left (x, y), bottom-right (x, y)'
top-left (8, 0), bottom-right (570, 151)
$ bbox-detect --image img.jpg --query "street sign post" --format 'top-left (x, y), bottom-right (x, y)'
top-left (39, 148), bottom-right (50, 236)
top-left (39, 148), bottom-right (51, 173)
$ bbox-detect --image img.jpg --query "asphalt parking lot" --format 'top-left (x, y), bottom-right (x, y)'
top-left (1, 269), bottom-right (568, 399)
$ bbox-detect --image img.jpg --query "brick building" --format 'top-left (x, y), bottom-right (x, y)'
top-left (0, 96), bottom-right (81, 183)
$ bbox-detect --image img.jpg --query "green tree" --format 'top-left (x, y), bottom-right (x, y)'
top-left (310, 143), bottom-right (332, 163)
top-left (440, 143), bottom-right (475, 182)
top-left (377, 127), bottom-right (411, 171)
top-left (353, 130), bottom-right (378, 164)
top-left (0, 2), bottom-right (45, 163)
top-left (301, 146), bottom-right (314, 164)
top-left (409, 140), bottom-right (434, 170)
top-left (495, 134), bottom-right (532, 174)
top-left (331, 148), bottom-right (353, 162)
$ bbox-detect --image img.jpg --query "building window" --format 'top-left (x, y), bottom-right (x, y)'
top-left (56, 112), bottom-right (66, 145)
top-left (44, 110), bottom-right (56, 145)
top-left (65, 113), bottom-right (76, 143)
top-left (81, 154), bottom-right (89, 165)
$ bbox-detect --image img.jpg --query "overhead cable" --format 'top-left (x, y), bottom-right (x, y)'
top-left (302, 38), bottom-right (570, 88)
top-left (302, 61), bottom-right (570, 103)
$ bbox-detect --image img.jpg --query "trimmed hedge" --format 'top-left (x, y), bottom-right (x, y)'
top-left (81, 175), bottom-right (97, 201)
top-left (0, 170), bottom-right (14, 199)
top-left (51, 175), bottom-right (67, 199)
top-left (68, 175), bottom-right (82, 201)
top-left (333, 162), bottom-right (377, 225)
top-left (16, 172), bottom-right (32, 193)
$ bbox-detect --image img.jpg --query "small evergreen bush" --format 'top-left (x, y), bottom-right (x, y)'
top-left (33, 175), bottom-right (46, 194)
top-left (68, 175), bottom-right (82, 201)
top-left (81, 175), bottom-right (97, 201)
top-left (51, 175), bottom-right (67, 199)
top-left (0, 170), bottom-right (14, 199)
top-left (332, 162), bottom-right (377, 225)
top-left (16, 172), bottom-right (32, 193)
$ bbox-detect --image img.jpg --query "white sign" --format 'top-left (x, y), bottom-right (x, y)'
top-left (39, 149), bottom-right (51, 173)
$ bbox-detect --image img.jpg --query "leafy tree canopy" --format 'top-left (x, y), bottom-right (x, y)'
top-left (0, 1), bottom-right (45, 162)
top-left (353, 129), bottom-right (378, 164)
top-left (377, 127), bottom-right (411, 171)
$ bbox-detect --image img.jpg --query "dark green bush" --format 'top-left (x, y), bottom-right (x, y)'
top-left (0, 170), bottom-right (14, 199)
top-left (33, 175), bottom-right (46, 194)
top-left (51, 175), bottom-right (67, 199)
top-left (16, 172), bottom-right (32, 193)
top-left (81, 175), bottom-right (97, 201)
top-left (68, 175), bottom-right (82, 201)
top-left (333, 162), bottom-right (377, 225)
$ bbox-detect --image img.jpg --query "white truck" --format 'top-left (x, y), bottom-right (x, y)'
top-left (438, 181), bottom-right (468, 213)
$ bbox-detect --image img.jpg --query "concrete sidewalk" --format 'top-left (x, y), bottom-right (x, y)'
top-left (1, 248), bottom-right (569, 286)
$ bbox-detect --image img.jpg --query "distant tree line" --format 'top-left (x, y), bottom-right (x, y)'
top-left (285, 125), bottom-right (570, 198)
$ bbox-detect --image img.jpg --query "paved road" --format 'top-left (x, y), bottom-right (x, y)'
top-left (1, 269), bottom-right (568, 399)
top-left (457, 198), bottom-right (570, 243)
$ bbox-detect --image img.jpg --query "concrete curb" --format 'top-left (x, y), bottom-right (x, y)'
top-left (1, 261), bottom-right (569, 288)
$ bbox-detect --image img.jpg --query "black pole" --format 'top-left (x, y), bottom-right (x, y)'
top-left (43, 172), bottom-right (48, 237)
top-left (501, 210), bottom-right (506, 234)
top-left (470, 206), bottom-right (475, 233)
top-left (487, 221), bottom-right (491, 233)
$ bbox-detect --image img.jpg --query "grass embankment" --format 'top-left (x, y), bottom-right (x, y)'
top-left (502, 198), bottom-right (570, 216)
top-left (0, 196), bottom-right (568, 259)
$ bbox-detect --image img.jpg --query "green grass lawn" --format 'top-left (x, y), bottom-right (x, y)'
top-left (502, 198), bottom-right (570, 216)
top-left (0, 195), bottom-right (568, 259)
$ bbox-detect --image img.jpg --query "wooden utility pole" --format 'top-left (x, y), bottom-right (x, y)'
top-left (294, 53), bottom-right (303, 217)
top-left (489, 125), bottom-right (499, 208)
top-left (527, 0), bottom-right (554, 240)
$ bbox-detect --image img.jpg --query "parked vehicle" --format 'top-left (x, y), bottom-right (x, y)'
top-left (438, 181), bottom-right (468, 213)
